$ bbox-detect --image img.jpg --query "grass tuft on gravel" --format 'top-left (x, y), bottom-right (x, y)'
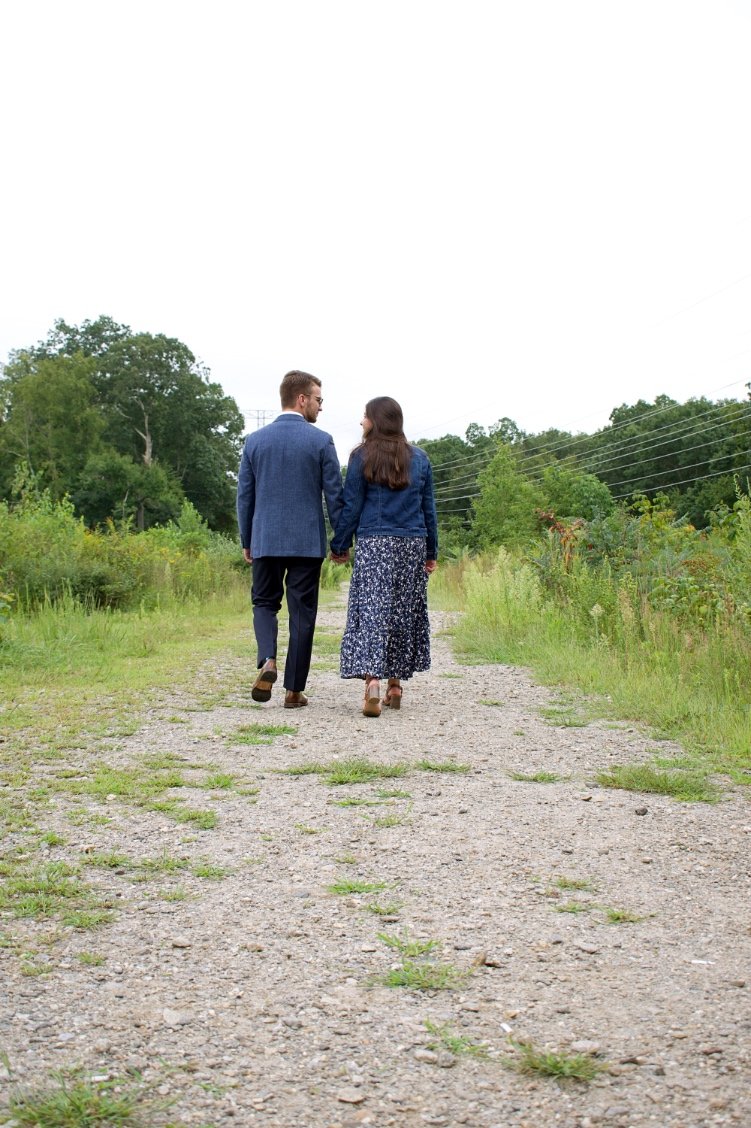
top-left (4, 1069), bottom-right (149, 1127)
top-left (229, 723), bottom-right (297, 745)
top-left (328, 878), bottom-right (387, 895)
top-left (382, 959), bottom-right (466, 991)
top-left (424, 1020), bottom-right (489, 1059)
top-left (596, 764), bottom-right (720, 802)
top-left (503, 1039), bottom-right (605, 1082)
top-left (415, 758), bottom-right (470, 774)
top-left (378, 931), bottom-right (439, 957)
top-left (284, 758), bottom-right (408, 785)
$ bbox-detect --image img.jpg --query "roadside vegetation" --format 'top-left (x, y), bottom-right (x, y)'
top-left (431, 490), bottom-right (751, 795)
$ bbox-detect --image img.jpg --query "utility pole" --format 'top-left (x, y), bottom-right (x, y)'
top-left (244, 409), bottom-right (275, 430)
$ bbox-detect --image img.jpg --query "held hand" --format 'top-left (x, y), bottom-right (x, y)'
top-left (243, 548), bottom-right (252, 564)
top-left (330, 551), bottom-right (350, 564)
top-left (425, 559), bottom-right (437, 575)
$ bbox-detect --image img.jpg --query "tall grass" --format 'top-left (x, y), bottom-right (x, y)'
top-left (450, 499), bottom-right (751, 774)
top-left (0, 491), bottom-right (351, 754)
top-left (0, 492), bottom-right (245, 612)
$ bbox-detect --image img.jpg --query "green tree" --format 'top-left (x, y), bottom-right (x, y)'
top-left (581, 395), bottom-right (751, 523)
top-left (3, 317), bottom-right (245, 530)
top-left (71, 450), bottom-right (184, 530)
top-left (0, 354), bottom-right (103, 500)
top-left (541, 463), bottom-right (614, 520)
top-left (471, 443), bottom-right (544, 549)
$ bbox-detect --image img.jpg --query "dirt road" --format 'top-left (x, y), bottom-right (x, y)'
top-left (2, 591), bottom-right (749, 1126)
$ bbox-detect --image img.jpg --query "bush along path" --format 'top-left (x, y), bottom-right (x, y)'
top-left (0, 589), bottom-right (749, 1127)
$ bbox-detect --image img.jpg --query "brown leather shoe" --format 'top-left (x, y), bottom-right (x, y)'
top-left (284, 691), bottom-right (308, 709)
top-left (251, 659), bottom-right (277, 702)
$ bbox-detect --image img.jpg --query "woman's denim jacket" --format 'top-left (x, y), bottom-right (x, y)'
top-left (330, 446), bottom-right (438, 559)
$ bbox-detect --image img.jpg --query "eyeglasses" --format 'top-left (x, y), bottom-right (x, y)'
top-left (305, 392), bottom-right (323, 405)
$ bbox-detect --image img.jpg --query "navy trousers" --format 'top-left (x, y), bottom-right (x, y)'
top-left (251, 556), bottom-right (323, 692)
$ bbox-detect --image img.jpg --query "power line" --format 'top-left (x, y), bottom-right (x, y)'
top-left (612, 462), bottom-right (751, 500)
top-left (429, 396), bottom-right (750, 494)
top-left (415, 378), bottom-right (750, 475)
top-left (421, 379), bottom-right (750, 479)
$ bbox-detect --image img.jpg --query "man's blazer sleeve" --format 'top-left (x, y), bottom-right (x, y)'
top-left (321, 436), bottom-right (344, 532)
top-left (236, 441), bottom-right (256, 550)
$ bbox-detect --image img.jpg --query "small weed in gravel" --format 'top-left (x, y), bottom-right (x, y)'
top-left (366, 901), bottom-right (402, 916)
top-left (603, 907), bottom-right (645, 923)
top-left (20, 958), bottom-right (53, 977)
top-left (382, 959), bottom-right (465, 991)
top-left (373, 813), bottom-right (406, 828)
top-left (5, 1069), bottom-right (150, 1126)
top-left (504, 1039), bottom-right (604, 1081)
top-left (281, 762), bottom-right (325, 776)
top-left (161, 887), bottom-right (190, 902)
top-left (424, 1020), bottom-right (489, 1058)
top-left (555, 901), bottom-right (590, 914)
top-left (141, 753), bottom-right (189, 770)
top-left (331, 797), bottom-right (381, 808)
top-left (510, 771), bottom-right (560, 783)
top-left (191, 861), bottom-right (231, 879)
top-left (539, 707), bottom-right (588, 728)
top-left (285, 758), bottom-right (409, 785)
top-left (597, 764), bottom-right (719, 802)
top-left (327, 759), bottom-right (409, 785)
top-left (378, 931), bottom-right (439, 957)
top-left (138, 854), bottom-right (189, 876)
top-left (553, 876), bottom-right (595, 891)
top-left (0, 862), bottom-right (107, 924)
top-left (77, 952), bottom-right (106, 966)
top-left (415, 759), bottom-right (469, 774)
top-left (230, 723), bottom-right (296, 745)
top-left (82, 851), bottom-right (131, 870)
top-left (203, 773), bottom-right (236, 789)
top-left (328, 878), bottom-right (387, 895)
top-left (62, 909), bottom-right (116, 930)
top-left (67, 809), bottom-right (111, 827)
top-left (39, 832), bottom-right (66, 847)
top-left (148, 801), bottom-right (217, 829)
top-left (376, 788), bottom-right (411, 799)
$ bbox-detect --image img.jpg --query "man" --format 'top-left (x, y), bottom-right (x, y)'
top-left (236, 370), bottom-right (346, 708)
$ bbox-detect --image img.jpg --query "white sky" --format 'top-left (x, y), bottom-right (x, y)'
top-left (1, 0), bottom-right (750, 464)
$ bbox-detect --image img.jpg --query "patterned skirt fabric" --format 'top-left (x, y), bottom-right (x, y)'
top-left (340, 536), bottom-right (431, 681)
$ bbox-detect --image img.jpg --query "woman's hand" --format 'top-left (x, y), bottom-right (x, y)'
top-left (425, 559), bottom-right (437, 574)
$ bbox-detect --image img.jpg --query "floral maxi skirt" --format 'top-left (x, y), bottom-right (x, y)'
top-left (340, 535), bottom-right (431, 681)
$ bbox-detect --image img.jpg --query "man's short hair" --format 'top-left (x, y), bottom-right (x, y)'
top-left (280, 370), bottom-right (320, 408)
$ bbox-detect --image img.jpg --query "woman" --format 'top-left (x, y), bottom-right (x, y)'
top-left (330, 397), bottom-right (438, 717)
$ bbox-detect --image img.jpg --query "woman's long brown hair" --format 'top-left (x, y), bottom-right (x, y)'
top-left (358, 397), bottom-right (412, 489)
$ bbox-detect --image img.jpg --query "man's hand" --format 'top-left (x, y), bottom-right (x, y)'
top-left (425, 559), bottom-right (437, 575)
top-left (330, 550), bottom-right (350, 564)
top-left (243, 548), bottom-right (252, 564)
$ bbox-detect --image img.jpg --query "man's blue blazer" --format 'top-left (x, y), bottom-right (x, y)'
top-left (236, 413), bottom-right (344, 558)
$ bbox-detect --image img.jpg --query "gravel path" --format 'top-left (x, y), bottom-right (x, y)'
top-left (1, 588), bottom-right (750, 1127)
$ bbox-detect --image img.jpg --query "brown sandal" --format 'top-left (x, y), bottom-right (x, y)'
top-left (383, 679), bottom-right (402, 709)
top-left (362, 677), bottom-right (381, 718)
